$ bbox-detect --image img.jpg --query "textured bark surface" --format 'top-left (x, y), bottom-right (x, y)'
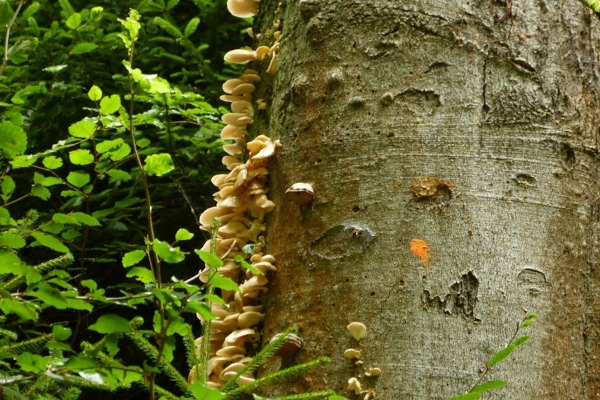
top-left (252, 1), bottom-right (600, 398)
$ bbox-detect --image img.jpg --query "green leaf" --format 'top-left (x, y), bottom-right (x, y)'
top-left (69, 149), bottom-right (94, 165)
top-left (471, 380), bottom-right (507, 393)
top-left (62, 229), bottom-right (81, 241)
top-left (71, 212), bottom-right (101, 226)
top-left (52, 325), bottom-right (72, 341)
top-left (0, 121), bottom-right (27, 159)
top-left (65, 297), bottom-right (93, 311)
top-left (447, 394), bottom-right (481, 400)
top-left (184, 301), bottom-right (214, 320)
top-left (0, 232), bottom-right (25, 249)
top-left (31, 282), bottom-right (68, 309)
top-left (203, 294), bottom-right (227, 306)
top-left (122, 250), bottom-right (146, 268)
top-left (184, 17), bottom-right (200, 38)
top-left (17, 352), bottom-right (49, 373)
top-left (52, 213), bottom-right (79, 225)
top-left (0, 251), bottom-right (25, 274)
top-left (65, 13), bottom-right (81, 29)
top-left (71, 42), bottom-right (97, 55)
top-left (0, 298), bottom-right (38, 321)
top-left (144, 153), bottom-right (174, 177)
top-left (175, 228), bottom-right (194, 241)
top-left (60, 190), bottom-right (81, 198)
top-left (68, 120), bottom-right (95, 139)
top-left (31, 232), bottom-right (70, 253)
top-left (126, 267), bottom-right (155, 283)
top-left (106, 169), bottom-right (131, 181)
top-left (189, 383), bottom-right (226, 400)
top-left (108, 143), bottom-right (131, 161)
top-left (89, 314), bottom-right (132, 333)
top-left (88, 85), bottom-right (102, 101)
top-left (209, 274), bottom-right (239, 292)
top-left (67, 171), bottom-right (90, 188)
top-left (195, 250), bottom-right (223, 268)
top-left (42, 156), bottom-right (63, 169)
top-left (136, 138), bottom-right (150, 148)
top-left (1, 175), bottom-right (15, 201)
top-left (100, 94), bottom-right (121, 114)
top-left (64, 357), bottom-right (98, 371)
top-left (105, 333), bottom-right (119, 357)
top-left (153, 240), bottom-right (185, 263)
top-left (96, 138), bottom-right (123, 153)
top-left (41, 222), bottom-right (64, 234)
top-left (31, 184), bottom-right (50, 200)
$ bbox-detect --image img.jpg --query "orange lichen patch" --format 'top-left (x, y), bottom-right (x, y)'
top-left (410, 177), bottom-right (452, 199)
top-left (410, 239), bottom-right (430, 265)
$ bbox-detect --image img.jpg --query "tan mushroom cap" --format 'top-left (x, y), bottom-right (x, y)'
top-left (216, 345), bottom-right (245, 358)
top-left (347, 322), bottom-right (367, 340)
top-left (366, 367), bottom-right (382, 377)
top-left (343, 348), bottom-right (362, 359)
top-left (285, 182), bottom-right (315, 205)
top-left (231, 83), bottom-right (255, 96)
top-left (222, 79), bottom-right (246, 94)
top-left (227, 0), bottom-right (260, 18)
top-left (238, 311), bottom-right (264, 328)
top-left (347, 377), bottom-right (362, 394)
top-left (222, 113), bottom-right (253, 127)
top-left (224, 48), bottom-right (259, 64)
top-left (218, 362), bottom-right (245, 381)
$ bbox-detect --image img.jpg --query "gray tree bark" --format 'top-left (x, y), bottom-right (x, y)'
top-left (253, 0), bottom-right (600, 398)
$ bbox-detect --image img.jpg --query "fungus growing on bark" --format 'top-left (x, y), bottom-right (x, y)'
top-left (227, 0), bottom-right (260, 18)
top-left (285, 182), bottom-right (314, 205)
top-left (365, 367), bottom-right (382, 377)
top-left (347, 377), bottom-right (362, 394)
top-left (347, 322), bottom-right (367, 340)
top-left (343, 348), bottom-right (362, 359)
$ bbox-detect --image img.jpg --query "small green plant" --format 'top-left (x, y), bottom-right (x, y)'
top-left (448, 312), bottom-right (537, 400)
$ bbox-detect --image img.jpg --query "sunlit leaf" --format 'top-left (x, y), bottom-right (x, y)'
top-left (144, 153), bottom-right (174, 176)
top-left (0, 121), bottom-right (26, 159)
top-left (88, 85), bottom-right (102, 101)
top-left (68, 120), bottom-right (95, 139)
top-left (89, 314), bottom-right (132, 333)
top-left (69, 149), bottom-right (94, 165)
top-left (100, 94), bottom-right (121, 114)
top-left (122, 250), bottom-right (146, 268)
top-left (67, 171), bottom-right (90, 188)
top-left (30, 232), bottom-right (70, 253)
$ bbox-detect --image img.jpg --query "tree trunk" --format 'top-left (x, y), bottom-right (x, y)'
top-left (255, 1), bottom-right (600, 398)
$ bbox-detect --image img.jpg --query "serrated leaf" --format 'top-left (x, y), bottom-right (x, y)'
top-left (0, 232), bottom-right (25, 249)
top-left (88, 85), bottom-right (102, 101)
top-left (31, 184), bottom-right (50, 200)
top-left (209, 274), bottom-right (239, 292)
top-left (106, 169), bottom-right (131, 181)
top-left (96, 138), bottom-right (123, 153)
top-left (0, 251), bottom-right (25, 274)
top-left (71, 212), bottom-right (100, 226)
top-left (88, 314), bottom-right (132, 333)
top-left (189, 383), bottom-right (226, 400)
top-left (471, 380), bottom-right (507, 393)
top-left (122, 250), bottom-right (146, 268)
top-left (153, 240), bottom-right (185, 263)
top-left (0, 298), bottom-right (38, 321)
top-left (1, 175), bottom-right (15, 200)
top-left (67, 171), bottom-right (90, 188)
top-left (30, 232), bottom-right (69, 253)
top-left (42, 156), bottom-right (63, 169)
top-left (69, 149), bottom-right (94, 165)
top-left (0, 121), bottom-right (26, 159)
top-left (52, 325), bottom-right (72, 341)
top-left (68, 120), bottom-right (95, 139)
top-left (17, 352), bottom-right (49, 373)
top-left (100, 94), bottom-right (121, 114)
top-left (144, 153), bottom-right (174, 177)
top-left (108, 143), bottom-right (131, 161)
top-left (126, 267), bottom-right (155, 283)
top-left (41, 222), bottom-right (64, 234)
top-left (52, 213), bottom-right (79, 225)
top-left (175, 228), bottom-right (194, 241)
top-left (195, 250), bottom-right (223, 268)
top-left (31, 282), bottom-right (68, 309)
top-left (65, 13), bottom-right (81, 29)
top-left (184, 301), bottom-right (214, 320)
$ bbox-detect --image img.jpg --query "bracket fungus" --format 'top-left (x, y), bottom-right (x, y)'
top-left (347, 322), bottom-right (367, 341)
top-left (285, 182), bottom-right (314, 205)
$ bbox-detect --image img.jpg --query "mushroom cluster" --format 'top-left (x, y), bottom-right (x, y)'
top-left (190, 0), bottom-right (284, 390)
top-left (344, 322), bottom-right (381, 399)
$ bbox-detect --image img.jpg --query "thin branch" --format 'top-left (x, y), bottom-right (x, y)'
top-left (0, 0), bottom-right (25, 78)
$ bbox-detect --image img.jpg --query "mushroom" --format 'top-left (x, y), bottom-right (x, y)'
top-left (347, 377), bottom-right (362, 394)
top-left (365, 367), bottom-right (382, 377)
top-left (347, 322), bottom-right (367, 341)
top-left (238, 311), bottom-right (264, 328)
top-left (270, 332), bottom-right (302, 357)
top-left (343, 348), bottom-right (362, 359)
top-left (227, 0), bottom-right (260, 18)
top-left (285, 182), bottom-right (314, 205)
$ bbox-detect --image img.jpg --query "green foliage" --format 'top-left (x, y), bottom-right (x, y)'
top-left (448, 312), bottom-right (537, 400)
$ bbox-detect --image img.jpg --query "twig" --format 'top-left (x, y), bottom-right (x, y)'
top-left (0, 0), bottom-right (25, 78)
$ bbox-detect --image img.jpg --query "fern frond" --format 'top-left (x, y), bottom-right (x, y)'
top-left (134, 381), bottom-right (179, 400)
top-left (126, 330), bottom-right (190, 395)
top-left (221, 326), bottom-right (299, 392)
top-left (59, 385), bottom-right (82, 400)
top-left (225, 356), bottom-right (331, 399)
top-left (0, 326), bottom-right (17, 340)
top-left (1, 334), bottom-right (50, 354)
top-left (57, 0), bottom-right (74, 17)
top-left (184, 325), bottom-right (200, 375)
top-left (1, 253), bottom-right (74, 292)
